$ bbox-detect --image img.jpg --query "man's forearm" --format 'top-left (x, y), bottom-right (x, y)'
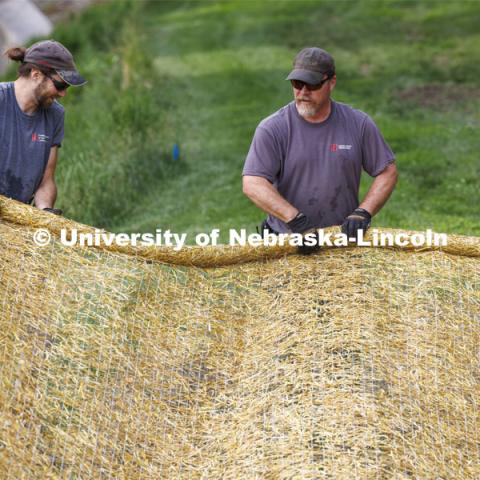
top-left (34, 179), bottom-right (57, 209)
top-left (359, 163), bottom-right (398, 216)
top-left (243, 176), bottom-right (298, 223)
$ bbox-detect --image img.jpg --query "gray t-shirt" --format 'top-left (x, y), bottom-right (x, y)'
top-left (0, 82), bottom-right (64, 203)
top-left (243, 100), bottom-right (395, 233)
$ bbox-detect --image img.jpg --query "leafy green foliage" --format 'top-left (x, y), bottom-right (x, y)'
top-left (4, 0), bottom-right (478, 236)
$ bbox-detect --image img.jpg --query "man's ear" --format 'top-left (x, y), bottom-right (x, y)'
top-left (329, 75), bottom-right (337, 92)
top-left (30, 67), bottom-right (43, 82)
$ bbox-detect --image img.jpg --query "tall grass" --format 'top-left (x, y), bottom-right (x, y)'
top-left (51, 0), bottom-right (183, 227)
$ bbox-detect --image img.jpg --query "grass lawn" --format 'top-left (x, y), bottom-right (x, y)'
top-left (15, 0), bottom-right (479, 240)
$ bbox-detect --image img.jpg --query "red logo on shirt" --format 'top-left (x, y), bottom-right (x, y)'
top-left (31, 133), bottom-right (49, 143)
top-left (330, 143), bottom-right (352, 152)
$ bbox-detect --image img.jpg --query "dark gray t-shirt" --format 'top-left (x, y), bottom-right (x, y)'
top-left (0, 82), bottom-right (64, 203)
top-left (243, 100), bottom-right (395, 232)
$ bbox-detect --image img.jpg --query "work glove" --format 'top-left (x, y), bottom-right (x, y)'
top-left (287, 212), bottom-right (320, 255)
top-left (43, 207), bottom-right (63, 216)
top-left (341, 207), bottom-right (371, 240)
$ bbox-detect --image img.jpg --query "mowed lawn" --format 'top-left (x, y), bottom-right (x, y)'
top-left (52, 0), bottom-right (479, 239)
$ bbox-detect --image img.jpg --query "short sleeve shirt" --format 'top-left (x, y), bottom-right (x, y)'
top-left (243, 101), bottom-right (395, 232)
top-left (0, 82), bottom-right (65, 203)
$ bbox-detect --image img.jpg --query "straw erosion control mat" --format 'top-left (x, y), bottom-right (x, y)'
top-left (0, 196), bottom-right (479, 479)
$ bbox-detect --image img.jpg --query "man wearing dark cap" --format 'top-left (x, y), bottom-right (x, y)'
top-left (242, 47), bottom-right (398, 246)
top-left (0, 39), bottom-right (86, 213)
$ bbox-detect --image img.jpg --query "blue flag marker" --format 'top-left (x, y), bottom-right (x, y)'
top-left (172, 143), bottom-right (180, 161)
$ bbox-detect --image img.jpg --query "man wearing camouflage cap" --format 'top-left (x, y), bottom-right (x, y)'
top-left (0, 40), bottom-right (86, 214)
top-left (242, 47), bottom-right (398, 247)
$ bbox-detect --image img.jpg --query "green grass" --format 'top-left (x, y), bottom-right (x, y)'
top-left (4, 0), bottom-right (479, 239)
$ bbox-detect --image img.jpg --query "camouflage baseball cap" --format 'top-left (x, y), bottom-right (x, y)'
top-left (24, 40), bottom-right (86, 87)
top-left (286, 47), bottom-right (335, 85)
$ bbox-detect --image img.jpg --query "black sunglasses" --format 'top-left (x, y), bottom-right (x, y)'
top-left (45, 73), bottom-right (69, 91)
top-left (290, 77), bottom-right (331, 91)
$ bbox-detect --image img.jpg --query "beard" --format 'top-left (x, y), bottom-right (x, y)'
top-left (295, 99), bottom-right (322, 118)
top-left (34, 80), bottom-right (56, 109)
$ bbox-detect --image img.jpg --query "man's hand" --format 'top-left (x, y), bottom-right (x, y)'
top-left (287, 212), bottom-right (316, 234)
top-left (43, 207), bottom-right (63, 216)
top-left (287, 212), bottom-right (320, 255)
top-left (341, 208), bottom-right (371, 240)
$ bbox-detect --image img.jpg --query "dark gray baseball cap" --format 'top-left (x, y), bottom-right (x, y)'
top-left (286, 47), bottom-right (335, 84)
top-left (24, 40), bottom-right (86, 87)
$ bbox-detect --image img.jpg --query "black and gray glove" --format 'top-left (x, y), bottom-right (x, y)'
top-left (341, 207), bottom-right (371, 240)
top-left (43, 207), bottom-right (63, 216)
top-left (287, 212), bottom-right (320, 255)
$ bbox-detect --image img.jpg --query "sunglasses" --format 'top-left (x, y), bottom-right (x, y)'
top-left (45, 73), bottom-right (69, 91)
top-left (290, 77), bottom-right (330, 91)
